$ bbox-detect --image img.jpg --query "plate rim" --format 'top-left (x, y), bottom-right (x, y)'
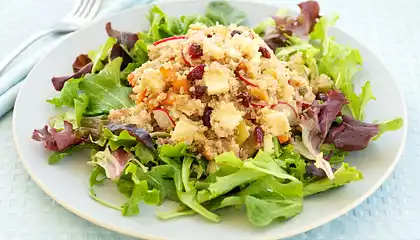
top-left (12, 0), bottom-right (408, 239)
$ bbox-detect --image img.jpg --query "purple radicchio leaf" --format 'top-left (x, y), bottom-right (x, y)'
top-left (32, 121), bottom-right (83, 151)
top-left (325, 115), bottom-right (380, 151)
top-left (72, 54), bottom-right (92, 73)
top-left (299, 90), bottom-right (347, 179)
top-left (264, 0), bottom-right (320, 50)
top-left (106, 123), bottom-right (154, 150)
top-left (314, 90), bottom-right (348, 138)
top-left (91, 148), bottom-right (133, 180)
top-left (105, 22), bottom-right (139, 50)
top-left (110, 43), bottom-right (132, 70)
top-left (305, 162), bottom-right (338, 178)
top-left (51, 62), bottom-right (93, 91)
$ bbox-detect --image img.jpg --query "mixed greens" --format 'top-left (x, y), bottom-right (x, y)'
top-left (32, 1), bottom-right (403, 227)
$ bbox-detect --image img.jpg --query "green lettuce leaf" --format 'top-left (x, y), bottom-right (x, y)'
top-left (244, 195), bottom-right (302, 227)
top-left (310, 14), bottom-right (374, 120)
top-left (88, 37), bottom-right (117, 73)
top-left (130, 39), bottom-right (149, 64)
top-left (240, 176), bottom-right (303, 226)
top-left (205, 1), bottom-right (247, 26)
top-left (214, 151), bottom-right (243, 168)
top-left (159, 142), bottom-right (188, 158)
top-left (373, 117), bottom-right (404, 140)
top-left (320, 144), bottom-right (348, 164)
top-left (244, 150), bottom-right (298, 182)
top-left (79, 57), bottom-right (134, 115)
top-left (47, 77), bottom-right (84, 108)
top-left (303, 163), bottom-right (363, 197)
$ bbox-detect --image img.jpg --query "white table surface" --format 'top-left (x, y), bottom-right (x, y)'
top-left (1, 0), bottom-right (420, 239)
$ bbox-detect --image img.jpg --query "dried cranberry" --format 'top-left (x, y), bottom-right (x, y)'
top-left (207, 34), bottom-right (213, 38)
top-left (187, 64), bottom-right (206, 81)
top-left (202, 107), bottom-right (213, 127)
top-left (258, 46), bottom-right (271, 58)
top-left (316, 92), bottom-right (328, 102)
top-left (190, 85), bottom-right (207, 99)
top-left (254, 126), bottom-right (264, 144)
top-left (231, 30), bottom-right (242, 37)
top-left (237, 92), bottom-right (251, 107)
top-left (188, 43), bottom-right (203, 59)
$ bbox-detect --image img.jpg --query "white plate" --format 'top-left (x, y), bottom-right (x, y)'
top-left (13, 1), bottom-right (407, 239)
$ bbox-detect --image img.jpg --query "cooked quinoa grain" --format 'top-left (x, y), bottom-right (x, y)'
top-left (108, 23), bottom-right (320, 160)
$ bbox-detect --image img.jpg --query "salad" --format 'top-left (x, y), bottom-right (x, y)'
top-left (32, 1), bottom-right (403, 227)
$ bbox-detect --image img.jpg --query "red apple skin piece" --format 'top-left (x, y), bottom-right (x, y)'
top-left (153, 36), bottom-right (186, 46)
top-left (181, 45), bottom-right (192, 67)
top-left (250, 101), bottom-right (268, 108)
top-left (153, 108), bottom-right (176, 129)
top-left (235, 69), bottom-right (258, 87)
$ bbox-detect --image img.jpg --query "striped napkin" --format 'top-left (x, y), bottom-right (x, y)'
top-left (0, 0), bottom-right (153, 117)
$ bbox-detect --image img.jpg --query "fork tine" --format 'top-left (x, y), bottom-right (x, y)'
top-left (78, 0), bottom-right (94, 18)
top-left (73, 0), bottom-right (89, 18)
top-left (64, 0), bottom-right (83, 19)
top-left (85, 0), bottom-right (102, 20)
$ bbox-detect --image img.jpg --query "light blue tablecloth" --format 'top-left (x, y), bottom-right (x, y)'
top-left (0, 0), bottom-right (419, 239)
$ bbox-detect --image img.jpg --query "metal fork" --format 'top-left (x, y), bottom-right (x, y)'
top-left (0, 0), bottom-right (102, 74)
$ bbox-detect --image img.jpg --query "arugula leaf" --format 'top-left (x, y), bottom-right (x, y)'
top-left (373, 117), bottom-right (404, 140)
top-left (88, 166), bottom-right (123, 211)
top-left (122, 180), bottom-right (160, 216)
top-left (181, 157), bottom-right (195, 192)
top-left (244, 195), bottom-right (302, 227)
top-left (303, 163), bottom-right (363, 197)
top-left (80, 57), bottom-right (134, 115)
top-left (132, 143), bottom-right (157, 165)
top-left (177, 189), bottom-right (220, 223)
top-left (88, 37), bottom-right (117, 73)
top-left (205, 1), bottom-right (247, 26)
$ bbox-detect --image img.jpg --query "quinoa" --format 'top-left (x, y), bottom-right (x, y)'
top-left (108, 23), bottom-right (322, 160)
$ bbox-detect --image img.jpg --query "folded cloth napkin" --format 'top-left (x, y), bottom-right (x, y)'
top-left (0, 0), bottom-right (153, 118)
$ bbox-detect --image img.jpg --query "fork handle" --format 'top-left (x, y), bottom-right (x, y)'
top-left (0, 28), bottom-right (71, 74)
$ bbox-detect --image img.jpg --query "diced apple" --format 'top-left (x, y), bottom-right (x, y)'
top-left (272, 101), bottom-right (298, 126)
top-left (250, 87), bottom-right (269, 101)
top-left (235, 120), bottom-right (250, 145)
top-left (171, 116), bottom-right (203, 143)
top-left (261, 108), bottom-right (291, 136)
top-left (211, 102), bottom-right (244, 137)
top-left (153, 108), bottom-right (175, 130)
top-left (203, 63), bottom-right (231, 95)
top-left (138, 68), bottom-right (165, 94)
